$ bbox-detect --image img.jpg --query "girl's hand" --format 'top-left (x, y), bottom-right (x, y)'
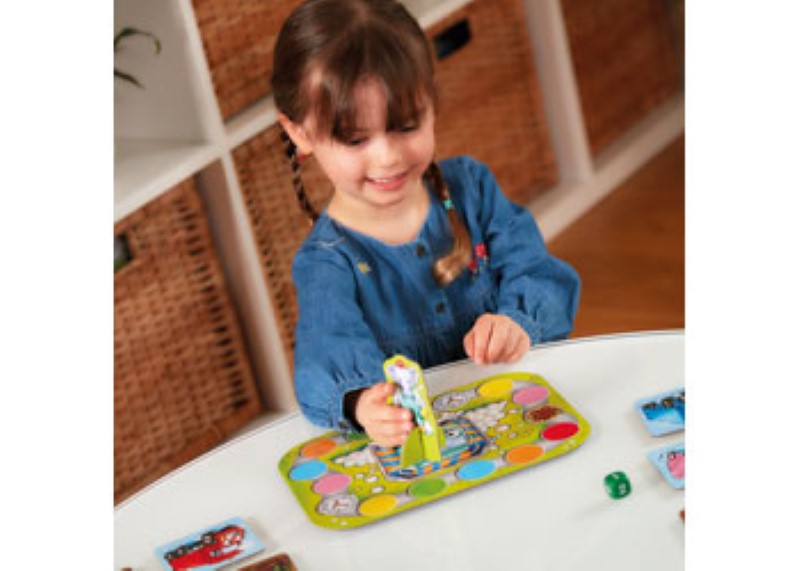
top-left (464, 313), bottom-right (530, 365)
top-left (355, 382), bottom-right (414, 447)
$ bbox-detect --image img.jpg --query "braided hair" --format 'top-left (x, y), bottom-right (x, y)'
top-left (424, 162), bottom-right (472, 285)
top-left (280, 130), bottom-right (319, 222)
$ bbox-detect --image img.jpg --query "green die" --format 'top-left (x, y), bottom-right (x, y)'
top-left (604, 471), bottom-right (631, 499)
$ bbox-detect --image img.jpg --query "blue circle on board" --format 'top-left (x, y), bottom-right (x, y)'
top-left (290, 460), bottom-right (327, 481)
top-left (457, 460), bottom-right (496, 481)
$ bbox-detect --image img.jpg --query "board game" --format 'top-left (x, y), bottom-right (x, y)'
top-left (279, 370), bottom-right (591, 529)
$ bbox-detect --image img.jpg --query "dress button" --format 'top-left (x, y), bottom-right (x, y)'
top-left (415, 244), bottom-right (426, 257)
top-left (435, 302), bottom-right (446, 314)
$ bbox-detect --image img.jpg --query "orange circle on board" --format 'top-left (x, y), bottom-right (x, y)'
top-left (359, 495), bottom-right (398, 517)
top-left (300, 438), bottom-right (337, 458)
top-left (478, 378), bottom-right (514, 398)
top-left (506, 444), bottom-right (545, 465)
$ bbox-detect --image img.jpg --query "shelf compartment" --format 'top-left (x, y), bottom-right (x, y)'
top-left (114, 138), bottom-right (218, 221)
top-left (560, 0), bottom-right (682, 156)
top-left (231, 124), bottom-right (333, 370)
top-left (114, 177), bottom-right (262, 503)
top-left (191, 0), bottom-right (306, 122)
top-left (115, 0), bottom-right (216, 143)
top-left (429, 0), bottom-right (559, 206)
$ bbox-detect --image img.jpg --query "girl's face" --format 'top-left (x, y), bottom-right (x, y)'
top-left (283, 78), bottom-right (435, 215)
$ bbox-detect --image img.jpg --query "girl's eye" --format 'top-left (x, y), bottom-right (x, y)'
top-left (398, 123), bottom-right (419, 133)
top-left (345, 137), bottom-right (367, 147)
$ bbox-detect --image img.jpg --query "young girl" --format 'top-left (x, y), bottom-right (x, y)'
top-left (271, 0), bottom-right (580, 447)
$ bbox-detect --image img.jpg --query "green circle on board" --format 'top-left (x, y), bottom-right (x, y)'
top-left (409, 478), bottom-right (447, 498)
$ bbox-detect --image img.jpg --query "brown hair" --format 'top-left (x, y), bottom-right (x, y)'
top-left (424, 162), bottom-right (473, 285)
top-left (272, 0), bottom-right (471, 285)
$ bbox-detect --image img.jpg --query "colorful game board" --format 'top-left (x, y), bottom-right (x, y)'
top-left (279, 371), bottom-right (591, 529)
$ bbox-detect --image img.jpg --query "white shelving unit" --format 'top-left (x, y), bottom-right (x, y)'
top-left (114, 0), bottom-right (684, 415)
top-left (114, 0), bottom-right (222, 220)
top-left (524, 0), bottom-right (684, 239)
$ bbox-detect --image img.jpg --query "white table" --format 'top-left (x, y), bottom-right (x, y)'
top-left (115, 331), bottom-right (685, 570)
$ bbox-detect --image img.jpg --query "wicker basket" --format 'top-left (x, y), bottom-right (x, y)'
top-left (233, 124), bottom-right (333, 368)
top-left (560, 0), bottom-right (682, 156)
top-left (191, 0), bottom-right (305, 121)
top-left (114, 178), bottom-right (262, 504)
top-left (430, 0), bottom-right (558, 205)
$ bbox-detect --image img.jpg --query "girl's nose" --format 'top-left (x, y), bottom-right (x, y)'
top-left (371, 135), bottom-right (401, 167)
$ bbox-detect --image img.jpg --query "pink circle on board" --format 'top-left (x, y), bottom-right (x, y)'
top-left (312, 473), bottom-right (351, 495)
top-left (513, 385), bottom-right (549, 406)
top-left (542, 422), bottom-right (580, 441)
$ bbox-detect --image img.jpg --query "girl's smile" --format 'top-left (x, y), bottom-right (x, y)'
top-left (365, 170), bottom-right (410, 192)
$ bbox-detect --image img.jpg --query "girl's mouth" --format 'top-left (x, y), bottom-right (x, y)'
top-left (366, 171), bottom-right (408, 191)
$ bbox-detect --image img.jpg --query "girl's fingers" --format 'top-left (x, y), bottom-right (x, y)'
top-left (463, 329), bottom-right (475, 360)
top-left (365, 404), bottom-right (411, 426)
top-left (498, 327), bottom-right (522, 363)
top-left (368, 414), bottom-right (414, 447)
top-left (359, 381), bottom-right (426, 446)
top-left (363, 382), bottom-right (393, 404)
top-left (378, 406), bottom-right (412, 425)
top-left (378, 417), bottom-right (413, 436)
top-left (508, 331), bottom-right (529, 362)
top-left (470, 317), bottom-right (493, 365)
top-left (468, 315), bottom-right (532, 364)
top-left (485, 321), bottom-right (510, 363)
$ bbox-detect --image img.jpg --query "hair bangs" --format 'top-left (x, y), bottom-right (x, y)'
top-left (308, 24), bottom-right (436, 142)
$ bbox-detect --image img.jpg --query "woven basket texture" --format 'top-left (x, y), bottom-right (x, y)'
top-left (114, 179), bottom-right (262, 504)
top-left (233, 124), bottom-right (333, 368)
top-left (192, 0), bottom-right (305, 121)
top-left (561, 0), bottom-right (682, 156)
top-left (430, 0), bottom-right (558, 206)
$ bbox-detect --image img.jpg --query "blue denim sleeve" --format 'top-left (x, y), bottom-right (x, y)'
top-left (466, 157), bottom-right (581, 343)
top-left (292, 245), bottom-right (386, 431)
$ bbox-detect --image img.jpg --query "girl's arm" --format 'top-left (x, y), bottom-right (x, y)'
top-left (464, 157), bottom-right (581, 346)
top-left (292, 247), bottom-right (412, 444)
top-left (292, 248), bottom-right (383, 430)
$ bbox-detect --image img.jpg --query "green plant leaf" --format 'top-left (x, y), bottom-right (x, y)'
top-left (114, 68), bottom-right (144, 89)
top-left (114, 26), bottom-right (161, 54)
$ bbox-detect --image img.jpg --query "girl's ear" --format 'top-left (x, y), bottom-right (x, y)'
top-left (278, 113), bottom-right (314, 156)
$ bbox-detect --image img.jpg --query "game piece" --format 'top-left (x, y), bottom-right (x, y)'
top-left (647, 440), bottom-right (685, 489)
top-left (680, 508), bottom-right (685, 522)
top-left (384, 355), bottom-right (444, 465)
top-left (154, 516), bottom-right (265, 571)
top-left (238, 552), bottom-right (297, 571)
top-left (635, 387), bottom-right (685, 436)
top-left (604, 471), bottom-right (631, 499)
top-left (279, 371), bottom-right (591, 529)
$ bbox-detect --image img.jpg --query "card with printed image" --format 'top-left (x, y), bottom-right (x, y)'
top-left (154, 516), bottom-right (265, 571)
top-left (648, 440), bottom-right (685, 489)
top-left (635, 387), bottom-right (685, 436)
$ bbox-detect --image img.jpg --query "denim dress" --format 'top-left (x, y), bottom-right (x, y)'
top-left (292, 155), bottom-right (580, 430)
